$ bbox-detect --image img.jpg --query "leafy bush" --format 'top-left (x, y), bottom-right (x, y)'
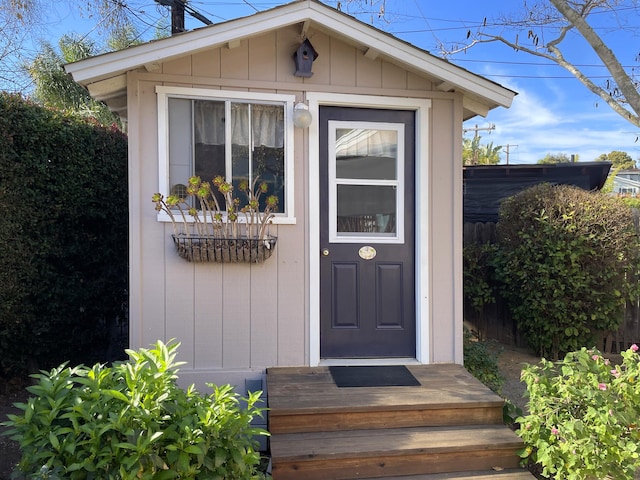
top-left (463, 328), bottom-right (504, 393)
top-left (463, 243), bottom-right (496, 313)
top-left (0, 93), bottom-right (128, 377)
top-left (495, 184), bottom-right (640, 359)
top-left (2, 340), bottom-right (268, 480)
top-left (517, 346), bottom-right (640, 480)
top-left (620, 196), bottom-right (640, 210)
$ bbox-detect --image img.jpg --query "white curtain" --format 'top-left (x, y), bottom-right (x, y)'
top-left (335, 128), bottom-right (397, 159)
top-left (194, 101), bottom-right (284, 148)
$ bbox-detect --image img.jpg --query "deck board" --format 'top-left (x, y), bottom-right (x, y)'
top-left (270, 425), bottom-right (522, 460)
top-left (267, 364), bottom-right (503, 414)
top-left (360, 472), bottom-right (534, 480)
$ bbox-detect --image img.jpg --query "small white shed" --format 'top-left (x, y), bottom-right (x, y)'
top-left (66, 0), bottom-right (516, 391)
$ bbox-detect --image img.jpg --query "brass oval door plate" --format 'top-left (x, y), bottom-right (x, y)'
top-left (358, 246), bottom-right (377, 260)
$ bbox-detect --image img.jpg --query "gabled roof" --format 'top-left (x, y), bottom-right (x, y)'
top-left (65, 0), bottom-right (516, 119)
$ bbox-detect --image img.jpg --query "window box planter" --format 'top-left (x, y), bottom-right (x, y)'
top-left (154, 175), bottom-right (279, 265)
top-left (172, 234), bottom-right (277, 263)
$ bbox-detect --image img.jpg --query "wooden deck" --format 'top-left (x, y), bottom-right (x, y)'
top-left (267, 364), bottom-right (534, 480)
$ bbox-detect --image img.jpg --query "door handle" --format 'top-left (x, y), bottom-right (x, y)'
top-left (322, 248), bottom-right (330, 256)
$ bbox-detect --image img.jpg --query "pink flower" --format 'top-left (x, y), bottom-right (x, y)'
top-left (551, 427), bottom-right (559, 435)
top-left (611, 369), bottom-right (621, 378)
top-left (604, 359), bottom-right (610, 366)
top-left (598, 383), bottom-right (607, 391)
top-left (631, 344), bottom-right (639, 352)
top-left (592, 355), bottom-right (600, 361)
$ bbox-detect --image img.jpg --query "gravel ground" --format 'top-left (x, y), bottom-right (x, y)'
top-left (0, 384), bottom-right (27, 480)
top-left (490, 342), bottom-right (540, 413)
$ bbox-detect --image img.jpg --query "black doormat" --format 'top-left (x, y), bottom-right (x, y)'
top-left (329, 365), bottom-right (421, 388)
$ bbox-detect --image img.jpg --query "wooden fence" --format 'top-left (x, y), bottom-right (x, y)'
top-left (463, 221), bottom-right (640, 354)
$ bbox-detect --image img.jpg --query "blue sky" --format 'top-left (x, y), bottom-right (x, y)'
top-left (37, 0), bottom-right (640, 164)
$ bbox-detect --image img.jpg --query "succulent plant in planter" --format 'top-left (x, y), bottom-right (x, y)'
top-left (152, 175), bottom-right (278, 263)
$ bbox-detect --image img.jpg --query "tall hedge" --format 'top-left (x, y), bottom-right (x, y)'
top-left (496, 183), bottom-right (640, 359)
top-left (0, 93), bottom-right (128, 377)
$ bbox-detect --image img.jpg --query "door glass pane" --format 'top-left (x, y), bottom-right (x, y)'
top-left (336, 185), bottom-right (396, 235)
top-left (335, 128), bottom-right (397, 180)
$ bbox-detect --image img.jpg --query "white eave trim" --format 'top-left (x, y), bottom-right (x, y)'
top-left (65, 0), bottom-right (515, 109)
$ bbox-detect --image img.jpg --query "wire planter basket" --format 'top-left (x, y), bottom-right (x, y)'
top-left (172, 234), bottom-right (277, 263)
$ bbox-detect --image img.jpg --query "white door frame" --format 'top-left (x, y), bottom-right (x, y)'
top-left (307, 92), bottom-right (431, 366)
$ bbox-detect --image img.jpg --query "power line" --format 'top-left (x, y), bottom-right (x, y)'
top-left (483, 74), bottom-right (620, 79)
top-left (241, 0), bottom-right (260, 13)
top-left (450, 58), bottom-right (639, 69)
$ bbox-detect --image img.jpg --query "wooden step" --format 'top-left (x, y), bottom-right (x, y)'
top-left (267, 365), bottom-right (505, 434)
top-left (270, 425), bottom-right (525, 480)
top-left (359, 470), bottom-right (535, 479)
top-left (269, 403), bottom-right (504, 434)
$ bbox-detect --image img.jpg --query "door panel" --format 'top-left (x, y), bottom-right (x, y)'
top-left (376, 263), bottom-right (404, 329)
top-left (332, 263), bottom-right (359, 328)
top-left (320, 107), bottom-right (415, 358)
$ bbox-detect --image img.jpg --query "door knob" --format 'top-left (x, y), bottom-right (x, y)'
top-left (322, 248), bottom-right (330, 256)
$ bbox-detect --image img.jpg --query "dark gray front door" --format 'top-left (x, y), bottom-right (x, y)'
top-left (320, 107), bottom-right (415, 358)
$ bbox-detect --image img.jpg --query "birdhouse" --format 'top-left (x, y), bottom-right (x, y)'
top-left (293, 39), bottom-right (319, 78)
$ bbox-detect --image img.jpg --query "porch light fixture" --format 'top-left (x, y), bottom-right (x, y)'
top-left (293, 102), bottom-right (312, 128)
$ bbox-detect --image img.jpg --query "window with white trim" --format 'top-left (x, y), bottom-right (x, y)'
top-left (156, 86), bottom-right (295, 222)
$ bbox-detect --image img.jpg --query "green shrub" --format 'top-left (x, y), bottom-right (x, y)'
top-left (2, 340), bottom-right (268, 480)
top-left (620, 196), bottom-right (640, 210)
top-left (517, 346), bottom-right (640, 479)
top-left (495, 184), bottom-right (640, 359)
top-left (0, 93), bottom-right (128, 377)
top-left (463, 243), bottom-right (496, 313)
top-left (463, 328), bottom-right (504, 393)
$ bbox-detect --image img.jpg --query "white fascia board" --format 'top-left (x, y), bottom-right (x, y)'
top-left (303, 5), bottom-right (515, 109)
top-left (66, 0), bottom-right (515, 109)
top-left (65, 1), bottom-right (315, 84)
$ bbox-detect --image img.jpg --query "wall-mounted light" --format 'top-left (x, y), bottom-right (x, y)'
top-left (293, 102), bottom-right (312, 128)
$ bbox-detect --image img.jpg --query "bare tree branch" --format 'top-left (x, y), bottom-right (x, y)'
top-left (442, 0), bottom-right (640, 128)
top-left (549, 0), bottom-right (640, 125)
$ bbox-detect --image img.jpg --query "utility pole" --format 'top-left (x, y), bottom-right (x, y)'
top-left (503, 144), bottom-right (518, 165)
top-left (154, 0), bottom-right (212, 35)
top-left (171, 0), bottom-right (185, 34)
top-left (463, 123), bottom-right (495, 138)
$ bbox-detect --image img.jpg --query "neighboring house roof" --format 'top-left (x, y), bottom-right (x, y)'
top-left (615, 169), bottom-right (640, 179)
top-left (65, 0), bottom-right (516, 120)
top-left (613, 171), bottom-right (640, 193)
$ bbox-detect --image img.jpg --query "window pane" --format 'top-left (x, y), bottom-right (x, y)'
top-left (168, 98), bottom-right (193, 195)
top-left (336, 185), bottom-right (396, 235)
top-left (194, 100), bottom-right (226, 207)
top-left (335, 128), bottom-right (397, 180)
top-left (231, 103), bottom-right (250, 195)
top-left (251, 104), bottom-right (285, 211)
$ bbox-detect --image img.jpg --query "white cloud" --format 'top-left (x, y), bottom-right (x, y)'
top-left (467, 82), bottom-right (640, 164)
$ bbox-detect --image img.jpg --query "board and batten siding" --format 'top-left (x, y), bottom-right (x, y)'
top-left (127, 23), bottom-right (462, 390)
